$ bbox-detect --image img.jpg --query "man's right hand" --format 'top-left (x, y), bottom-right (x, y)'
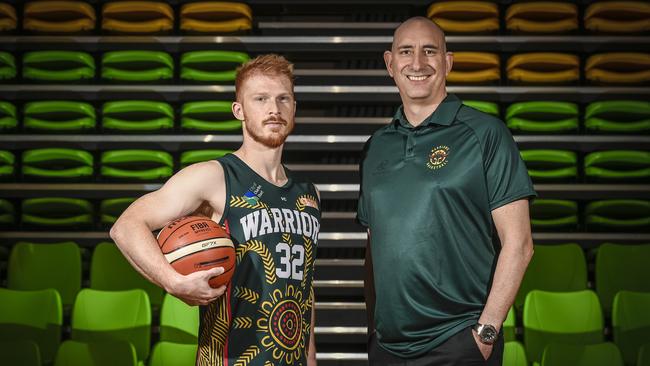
top-left (166, 267), bottom-right (228, 306)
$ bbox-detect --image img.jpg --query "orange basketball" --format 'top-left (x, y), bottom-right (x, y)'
top-left (156, 216), bottom-right (235, 288)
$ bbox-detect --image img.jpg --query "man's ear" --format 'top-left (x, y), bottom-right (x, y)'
top-left (384, 50), bottom-right (394, 78)
top-left (232, 101), bottom-right (244, 121)
top-left (445, 51), bottom-right (454, 77)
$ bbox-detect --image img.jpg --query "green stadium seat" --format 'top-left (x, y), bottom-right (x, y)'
top-left (585, 100), bottom-right (650, 133)
top-left (508, 53), bottom-right (580, 84)
top-left (541, 342), bottom-right (623, 366)
top-left (21, 197), bottom-right (93, 227)
top-left (506, 101), bottom-right (578, 133)
top-left (503, 341), bottom-right (528, 366)
top-left (102, 100), bottom-right (174, 132)
top-left (586, 53), bottom-right (650, 84)
top-left (447, 52), bottom-right (500, 83)
top-left (181, 101), bottom-right (241, 131)
top-left (523, 290), bottom-right (604, 364)
top-left (160, 293), bottom-right (198, 343)
top-left (530, 199), bottom-right (578, 229)
top-left (90, 242), bottom-right (164, 308)
top-left (0, 340), bottom-right (41, 366)
top-left (23, 1), bottom-right (96, 33)
top-left (22, 148), bottom-right (94, 179)
top-left (520, 150), bottom-right (578, 181)
top-left (181, 51), bottom-right (249, 82)
top-left (100, 198), bottom-right (136, 225)
top-left (0, 101), bottom-right (17, 130)
top-left (462, 100), bottom-right (499, 116)
top-left (102, 51), bottom-right (173, 82)
top-left (503, 307), bottom-right (516, 342)
top-left (8, 241), bottom-right (82, 308)
top-left (0, 288), bottom-right (63, 364)
top-left (639, 342), bottom-right (650, 366)
top-left (515, 243), bottom-right (587, 312)
top-left (585, 200), bottom-right (650, 230)
top-left (24, 100), bottom-right (96, 131)
top-left (0, 51), bottom-right (16, 80)
top-left (0, 149), bottom-right (15, 178)
top-left (0, 3), bottom-right (17, 32)
top-left (613, 291), bottom-right (650, 366)
top-left (23, 51), bottom-right (95, 81)
top-left (585, 1), bottom-right (650, 33)
top-left (0, 198), bottom-right (14, 224)
top-left (180, 2), bottom-right (252, 33)
top-left (506, 2), bottom-right (578, 34)
top-left (149, 341), bottom-right (197, 366)
top-left (180, 149), bottom-right (233, 168)
top-left (54, 340), bottom-right (138, 366)
top-left (584, 150), bottom-right (650, 181)
top-left (101, 150), bottom-right (173, 180)
top-left (595, 243), bottom-right (650, 314)
top-left (71, 288), bottom-right (151, 362)
top-left (102, 1), bottom-right (173, 34)
top-left (427, 1), bottom-right (499, 33)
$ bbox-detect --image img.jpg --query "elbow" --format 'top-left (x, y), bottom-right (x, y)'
top-left (109, 220), bottom-right (124, 243)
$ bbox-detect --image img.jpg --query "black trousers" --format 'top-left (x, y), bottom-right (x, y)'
top-left (368, 326), bottom-right (504, 366)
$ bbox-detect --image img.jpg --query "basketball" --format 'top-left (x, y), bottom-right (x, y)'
top-left (156, 216), bottom-right (235, 288)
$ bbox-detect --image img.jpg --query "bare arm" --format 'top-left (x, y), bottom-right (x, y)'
top-left (307, 301), bottom-right (317, 366)
top-left (109, 161), bottom-right (227, 305)
top-left (364, 229), bottom-right (375, 336)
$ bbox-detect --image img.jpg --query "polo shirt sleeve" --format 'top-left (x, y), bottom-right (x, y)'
top-left (356, 139), bottom-right (371, 227)
top-left (482, 121), bottom-right (537, 211)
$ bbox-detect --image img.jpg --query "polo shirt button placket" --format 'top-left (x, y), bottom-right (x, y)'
top-left (405, 133), bottom-right (416, 159)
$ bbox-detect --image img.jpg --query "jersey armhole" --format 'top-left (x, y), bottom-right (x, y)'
top-left (216, 159), bottom-right (231, 227)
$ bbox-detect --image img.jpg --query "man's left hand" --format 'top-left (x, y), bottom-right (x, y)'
top-left (471, 329), bottom-right (493, 361)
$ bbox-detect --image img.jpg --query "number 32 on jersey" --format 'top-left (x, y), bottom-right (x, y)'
top-left (275, 242), bottom-right (304, 280)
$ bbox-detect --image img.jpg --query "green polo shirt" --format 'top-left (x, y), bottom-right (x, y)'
top-left (357, 94), bottom-right (536, 358)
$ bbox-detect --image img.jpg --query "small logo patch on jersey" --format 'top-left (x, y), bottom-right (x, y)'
top-left (243, 190), bottom-right (260, 206)
top-left (427, 145), bottom-right (450, 170)
top-left (297, 195), bottom-right (319, 210)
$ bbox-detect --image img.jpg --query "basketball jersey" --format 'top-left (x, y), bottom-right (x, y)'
top-left (197, 153), bottom-right (321, 366)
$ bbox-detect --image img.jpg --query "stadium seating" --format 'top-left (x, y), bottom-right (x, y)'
top-left (462, 100), bottom-right (499, 116)
top-left (506, 2), bottom-right (578, 34)
top-left (22, 148), bottom-right (94, 179)
top-left (520, 150), bottom-right (578, 181)
top-left (102, 51), bottom-right (174, 82)
top-left (503, 341), bottom-right (528, 366)
top-left (586, 53), bottom-right (650, 84)
top-left (584, 1), bottom-right (650, 33)
top-left (23, 1), bottom-right (96, 33)
top-left (507, 53), bottom-right (579, 84)
top-left (0, 3), bottom-right (16, 32)
top-left (102, 100), bottom-right (174, 132)
top-left (180, 149), bottom-right (233, 168)
top-left (100, 198), bottom-right (136, 225)
top-left (0, 51), bottom-right (15, 80)
top-left (503, 307), bottom-right (516, 342)
top-left (181, 51), bottom-right (250, 82)
top-left (149, 341), bottom-right (198, 366)
top-left (24, 100), bottom-right (96, 131)
top-left (0, 340), bottom-right (41, 366)
top-left (0, 100), bottom-right (16, 130)
top-left (530, 199), bottom-right (578, 229)
top-left (181, 101), bottom-right (241, 131)
top-left (102, 1), bottom-right (173, 34)
top-left (427, 1), bottom-right (499, 33)
top-left (100, 150), bottom-right (174, 181)
top-left (585, 100), bottom-right (650, 133)
top-left (585, 200), bottom-right (650, 231)
top-left (180, 1), bottom-right (253, 33)
top-left (506, 101), bottom-right (578, 133)
top-left (446, 52), bottom-right (500, 84)
top-left (0, 198), bottom-right (14, 224)
top-left (612, 291), bottom-right (650, 365)
top-left (22, 51), bottom-right (95, 81)
top-left (540, 342), bottom-right (624, 366)
top-left (0, 149), bottom-right (14, 178)
top-left (584, 150), bottom-right (650, 181)
top-left (54, 340), bottom-right (138, 366)
top-left (639, 343), bottom-right (650, 366)
top-left (21, 197), bottom-right (93, 227)
top-left (159, 293), bottom-right (199, 343)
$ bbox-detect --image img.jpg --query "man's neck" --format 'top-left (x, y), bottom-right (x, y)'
top-left (403, 92), bottom-right (447, 127)
top-left (234, 141), bottom-right (287, 185)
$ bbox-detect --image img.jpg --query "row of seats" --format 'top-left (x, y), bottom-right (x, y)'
top-left (0, 1), bottom-right (252, 34)
top-left (1, 99), bottom-right (648, 133)
top-left (503, 340), bottom-right (649, 366)
top-left (1, 50), bottom-right (649, 84)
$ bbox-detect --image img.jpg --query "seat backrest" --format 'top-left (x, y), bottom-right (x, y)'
top-left (160, 293), bottom-right (199, 343)
top-left (54, 340), bottom-right (137, 366)
top-left (0, 340), bottom-right (41, 366)
top-left (149, 341), bottom-right (198, 366)
top-left (595, 243), bottom-right (650, 313)
top-left (639, 342), bottom-right (650, 366)
top-left (541, 342), bottom-right (623, 366)
top-left (503, 341), bottom-right (528, 366)
top-left (612, 291), bottom-right (650, 365)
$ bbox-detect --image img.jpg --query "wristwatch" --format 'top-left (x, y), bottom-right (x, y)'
top-left (473, 323), bottom-right (498, 345)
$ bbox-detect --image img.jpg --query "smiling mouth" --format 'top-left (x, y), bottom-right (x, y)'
top-left (407, 75), bottom-right (431, 81)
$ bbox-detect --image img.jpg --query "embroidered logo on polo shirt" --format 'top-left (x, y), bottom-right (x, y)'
top-left (427, 145), bottom-right (450, 170)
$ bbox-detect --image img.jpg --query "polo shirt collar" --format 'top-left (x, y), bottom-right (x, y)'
top-left (392, 93), bottom-right (462, 128)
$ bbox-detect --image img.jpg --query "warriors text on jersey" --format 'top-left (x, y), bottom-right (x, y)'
top-left (197, 154), bottom-right (321, 366)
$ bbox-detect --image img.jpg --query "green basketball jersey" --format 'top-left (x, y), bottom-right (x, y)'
top-left (197, 153), bottom-right (321, 366)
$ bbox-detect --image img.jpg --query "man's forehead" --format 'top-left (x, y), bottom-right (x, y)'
top-left (392, 20), bottom-right (444, 48)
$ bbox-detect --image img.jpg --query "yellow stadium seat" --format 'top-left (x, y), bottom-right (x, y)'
top-left (586, 53), bottom-right (650, 84)
top-left (0, 3), bottom-right (17, 32)
top-left (181, 2), bottom-right (252, 33)
top-left (427, 1), bottom-right (499, 33)
top-left (506, 2), bottom-right (578, 33)
top-left (508, 53), bottom-right (579, 83)
top-left (447, 52), bottom-right (500, 84)
top-left (23, 1), bottom-right (95, 33)
top-left (102, 1), bottom-right (173, 34)
top-left (585, 1), bottom-right (650, 33)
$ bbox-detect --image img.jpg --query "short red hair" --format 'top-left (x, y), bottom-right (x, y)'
top-left (235, 54), bottom-right (294, 101)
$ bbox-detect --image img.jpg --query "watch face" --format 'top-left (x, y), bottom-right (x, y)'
top-left (480, 325), bottom-right (498, 343)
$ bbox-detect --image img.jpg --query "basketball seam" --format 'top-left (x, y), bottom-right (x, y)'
top-left (157, 217), bottom-right (213, 247)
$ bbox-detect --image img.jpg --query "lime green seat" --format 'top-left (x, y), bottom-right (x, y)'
top-left (23, 51), bottom-right (95, 81)
top-left (462, 100), bottom-right (500, 116)
top-left (506, 101), bottom-right (579, 133)
top-left (21, 197), bottom-right (93, 227)
top-left (0, 101), bottom-right (17, 130)
top-left (503, 307), bottom-right (516, 342)
top-left (541, 342), bottom-right (623, 366)
top-left (523, 289), bottom-right (604, 364)
top-left (639, 343), bottom-right (650, 366)
top-left (585, 100), bottom-right (650, 133)
top-left (181, 101), bottom-right (241, 131)
top-left (0, 51), bottom-right (16, 80)
top-left (584, 150), bottom-right (650, 181)
top-left (180, 149), bottom-right (233, 168)
top-left (503, 341), bottom-right (528, 366)
top-left (24, 100), bottom-right (96, 131)
top-left (22, 148), bottom-right (94, 179)
top-left (521, 150), bottom-right (578, 180)
top-left (516, 243), bottom-right (587, 312)
top-left (0, 150), bottom-right (15, 177)
top-left (586, 200), bottom-right (650, 230)
top-left (149, 341), bottom-right (197, 366)
top-left (613, 291), bottom-right (650, 366)
top-left (102, 51), bottom-right (173, 81)
top-left (101, 150), bottom-right (173, 180)
top-left (0, 288), bottom-right (63, 364)
top-left (595, 243), bottom-right (650, 314)
top-left (54, 340), bottom-right (138, 366)
top-left (181, 51), bottom-right (249, 82)
top-left (0, 340), bottom-right (41, 366)
top-left (8, 241), bottom-right (82, 308)
top-left (100, 198), bottom-right (136, 224)
top-left (90, 242), bottom-right (164, 308)
top-left (160, 293), bottom-right (198, 343)
top-left (71, 288), bottom-right (151, 362)
top-left (0, 198), bottom-right (14, 224)
top-left (530, 199), bottom-right (578, 229)
top-left (102, 100), bottom-right (174, 132)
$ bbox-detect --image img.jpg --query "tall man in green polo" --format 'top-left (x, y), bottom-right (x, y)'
top-left (357, 17), bottom-right (536, 365)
